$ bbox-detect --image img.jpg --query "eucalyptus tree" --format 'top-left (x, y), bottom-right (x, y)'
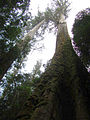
top-left (16, 0), bottom-right (90, 120)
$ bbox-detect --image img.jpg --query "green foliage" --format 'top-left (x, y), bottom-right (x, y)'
top-left (0, 0), bottom-right (31, 80)
top-left (0, 73), bottom-right (32, 120)
top-left (45, 0), bottom-right (70, 25)
top-left (25, 10), bottom-right (46, 39)
top-left (0, 61), bottom-right (42, 120)
top-left (0, 0), bottom-right (30, 54)
top-left (25, 0), bottom-right (71, 37)
top-left (30, 10), bottom-right (45, 29)
top-left (72, 8), bottom-right (90, 67)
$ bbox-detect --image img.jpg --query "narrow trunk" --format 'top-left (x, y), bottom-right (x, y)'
top-left (17, 19), bottom-right (45, 51)
top-left (16, 20), bottom-right (90, 120)
top-left (0, 20), bottom-right (45, 80)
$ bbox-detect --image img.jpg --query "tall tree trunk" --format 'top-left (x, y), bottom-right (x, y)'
top-left (0, 20), bottom-right (45, 80)
top-left (16, 19), bottom-right (90, 120)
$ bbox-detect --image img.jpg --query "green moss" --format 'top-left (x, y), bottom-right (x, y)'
top-left (16, 22), bottom-right (90, 120)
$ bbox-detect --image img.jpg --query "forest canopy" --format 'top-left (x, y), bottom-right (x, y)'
top-left (0, 0), bottom-right (30, 54)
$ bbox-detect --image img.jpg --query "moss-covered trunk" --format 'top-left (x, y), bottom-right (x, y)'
top-left (16, 22), bottom-right (90, 120)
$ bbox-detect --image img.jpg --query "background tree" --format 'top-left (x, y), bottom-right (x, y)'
top-left (0, 0), bottom-right (31, 80)
top-left (72, 8), bottom-right (90, 67)
top-left (0, 61), bottom-right (42, 120)
top-left (0, 1), bottom-right (46, 80)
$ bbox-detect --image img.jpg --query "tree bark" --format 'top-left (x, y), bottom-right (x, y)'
top-left (16, 21), bottom-right (90, 120)
top-left (0, 20), bottom-right (45, 80)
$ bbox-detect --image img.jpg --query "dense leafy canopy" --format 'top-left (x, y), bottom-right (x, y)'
top-left (0, 0), bottom-right (30, 53)
top-left (72, 8), bottom-right (90, 67)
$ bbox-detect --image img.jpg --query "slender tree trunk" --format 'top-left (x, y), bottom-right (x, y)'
top-left (16, 20), bottom-right (90, 120)
top-left (17, 19), bottom-right (45, 51)
top-left (0, 20), bottom-right (45, 80)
